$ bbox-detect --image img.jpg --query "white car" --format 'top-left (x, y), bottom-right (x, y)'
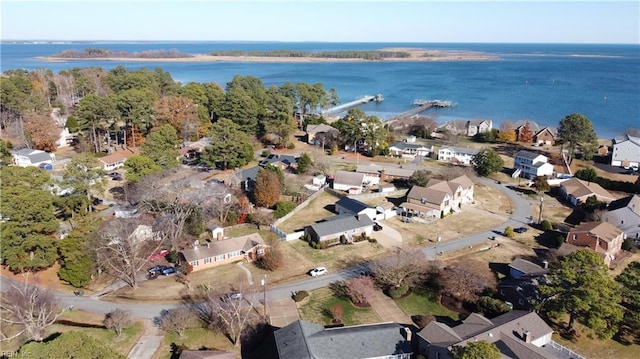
top-left (310, 267), bottom-right (328, 277)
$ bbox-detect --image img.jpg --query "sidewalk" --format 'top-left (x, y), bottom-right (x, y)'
top-left (367, 290), bottom-right (413, 325)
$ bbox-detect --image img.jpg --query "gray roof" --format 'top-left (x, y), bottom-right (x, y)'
top-left (613, 134), bottom-right (640, 146)
top-left (240, 166), bottom-right (260, 181)
top-left (13, 148), bottom-right (53, 163)
top-left (334, 170), bottom-right (365, 187)
top-left (258, 153), bottom-right (298, 167)
top-left (308, 214), bottom-right (374, 238)
top-left (274, 320), bottom-right (413, 359)
top-left (180, 233), bottom-right (266, 262)
top-left (335, 197), bottom-right (371, 214)
top-left (306, 123), bottom-right (338, 135)
top-left (439, 146), bottom-right (479, 155)
top-left (604, 195), bottom-right (640, 238)
top-left (515, 150), bottom-right (544, 160)
top-left (509, 258), bottom-right (548, 277)
top-left (389, 142), bottom-right (433, 151)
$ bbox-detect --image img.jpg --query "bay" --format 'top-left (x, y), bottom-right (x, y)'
top-left (1, 41), bottom-right (638, 138)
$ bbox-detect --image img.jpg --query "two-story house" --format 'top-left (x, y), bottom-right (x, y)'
top-left (437, 146), bottom-right (479, 166)
top-left (513, 150), bottom-right (554, 179)
top-left (565, 221), bottom-right (625, 267)
top-left (388, 141), bottom-right (433, 158)
top-left (603, 194), bottom-right (640, 241)
top-left (466, 119), bottom-right (493, 137)
top-left (611, 134), bottom-right (640, 169)
top-left (533, 127), bottom-right (557, 146)
top-left (401, 175), bottom-right (474, 218)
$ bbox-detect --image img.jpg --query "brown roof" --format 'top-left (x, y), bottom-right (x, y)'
top-left (449, 175), bottom-right (474, 188)
top-left (569, 221), bottom-right (623, 242)
top-left (306, 123), bottom-right (338, 135)
top-left (99, 148), bottom-right (139, 165)
top-left (181, 233), bottom-right (266, 262)
top-left (561, 178), bottom-right (616, 202)
top-left (407, 185), bottom-right (450, 206)
top-left (334, 170), bottom-right (365, 187)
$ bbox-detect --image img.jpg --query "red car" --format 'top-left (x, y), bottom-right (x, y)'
top-left (148, 250), bottom-right (169, 262)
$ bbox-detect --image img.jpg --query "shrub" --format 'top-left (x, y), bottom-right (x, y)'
top-left (256, 246), bottom-right (283, 271)
top-left (388, 284), bottom-right (409, 299)
top-left (368, 237), bottom-right (377, 243)
top-left (555, 235), bottom-right (566, 248)
top-left (273, 200), bottom-right (297, 219)
top-left (476, 296), bottom-right (511, 318)
top-left (622, 239), bottom-right (634, 251)
top-left (541, 219), bottom-right (553, 231)
top-left (287, 143), bottom-right (295, 149)
top-left (293, 290), bottom-right (309, 302)
top-left (503, 226), bottom-right (515, 238)
top-left (412, 314), bottom-right (435, 329)
top-left (261, 150), bottom-right (271, 157)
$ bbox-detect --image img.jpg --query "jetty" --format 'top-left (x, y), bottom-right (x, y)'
top-left (322, 94), bottom-right (383, 116)
top-left (386, 99), bottom-right (455, 122)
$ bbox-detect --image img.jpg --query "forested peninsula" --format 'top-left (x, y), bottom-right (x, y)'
top-left (40, 48), bottom-right (499, 62)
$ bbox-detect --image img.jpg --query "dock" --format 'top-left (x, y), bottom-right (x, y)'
top-left (385, 99), bottom-right (455, 122)
top-left (322, 94), bottom-right (383, 116)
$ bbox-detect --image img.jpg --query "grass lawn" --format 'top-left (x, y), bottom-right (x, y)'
top-left (548, 318), bottom-right (640, 359)
top-left (394, 286), bottom-right (459, 321)
top-left (153, 327), bottom-right (236, 359)
top-left (298, 287), bottom-right (382, 326)
top-left (276, 191), bottom-right (339, 233)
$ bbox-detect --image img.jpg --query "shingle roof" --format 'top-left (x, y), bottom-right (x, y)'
top-left (515, 150), bottom-right (544, 161)
top-left (274, 320), bottom-right (413, 359)
top-left (569, 221), bottom-right (623, 242)
top-left (309, 214), bottom-right (374, 238)
top-left (180, 233), bottom-right (266, 262)
top-left (334, 170), bottom-right (365, 187)
top-left (14, 148), bottom-right (53, 163)
top-left (306, 123), bottom-right (338, 135)
top-left (509, 258), bottom-right (548, 276)
top-left (607, 194), bottom-right (640, 215)
top-left (417, 321), bottom-right (461, 345)
top-left (439, 146), bottom-right (479, 155)
top-left (335, 197), bottom-right (371, 214)
top-left (389, 141), bottom-right (433, 151)
top-left (561, 178), bottom-right (616, 201)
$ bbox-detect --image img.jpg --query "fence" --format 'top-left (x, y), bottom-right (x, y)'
top-left (549, 340), bottom-right (586, 359)
top-left (272, 185), bottom-right (328, 227)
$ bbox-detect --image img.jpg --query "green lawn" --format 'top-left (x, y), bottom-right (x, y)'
top-left (298, 287), bottom-right (382, 326)
top-left (153, 327), bottom-right (236, 359)
top-left (394, 287), bottom-right (460, 321)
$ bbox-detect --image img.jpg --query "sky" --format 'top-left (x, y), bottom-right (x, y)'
top-left (1, 0), bottom-right (638, 43)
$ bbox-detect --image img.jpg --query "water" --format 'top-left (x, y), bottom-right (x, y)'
top-left (1, 41), bottom-right (639, 138)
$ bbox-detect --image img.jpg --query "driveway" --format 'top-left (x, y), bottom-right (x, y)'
top-left (370, 220), bottom-right (403, 248)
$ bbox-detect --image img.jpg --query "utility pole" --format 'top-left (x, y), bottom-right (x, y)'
top-left (538, 194), bottom-right (544, 224)
top-left (261, 275), bottom-right (267, 322)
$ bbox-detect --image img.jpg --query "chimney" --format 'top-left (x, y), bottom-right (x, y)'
top-left (542, 260), bottom-right (549, 269)
top-left (523, 330), bottom-right (531, 343)
top-left (217, 232), bottom-right (223, 241)
top-left (206, 242), bottom-right (210, 248)
top-left (380, 169), bottom-right (387, 182)
top-left (402, 327), bottom-right (412, 342)
top-left (356, 214), bottom-right (361, 221)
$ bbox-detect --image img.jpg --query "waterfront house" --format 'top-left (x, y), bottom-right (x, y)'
top-left (332, 170), bottom-right (366, 194)
top-left (603, 194), bottom-right (640, 241)
top-left (305, 123), bottom-right (339, 145)
top-left (388, 141), bottom-right (433, 158)
top-left (12, 148), bottom-right (55, 168)
top-left (559, 178), bottom-right (616, 206)
top-left (274, 320), bottom-right (413, 359)
top-left (513, 150), bottom-right (554, 179)
top-left (437, 146), bottom-right (479, 166)
top-left (533, 127), bottom-right (557, 146)
top-left (401, 175), bottom-right (474, 218)
top-left (180, 233), bottom-right (268, 272)
top-left (305, 214), bottom-right (374, 244)
top-left (466, 119), bottom-right (493, 137)
top-left (565, 221), bottom-right (625, 267)
top-left (611, 134), bottom-right (640, 169)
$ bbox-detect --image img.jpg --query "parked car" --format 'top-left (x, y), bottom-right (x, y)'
top-left (148, 249), bottom-right (170, 262)
top-left (148, 265), bottom-right (169, 275)
top-left (309, 267), bottom-right (328, 277)
top-left (221, 292), bottom-right (243, 302)
top-left (161, 267), bottom-right (177, 276)
top-left (108, 172), bottom-right (123, 181)
top-left (373, 222), bottom-right (383, 231)
top-left (514, 227), bottom-right (528, 233)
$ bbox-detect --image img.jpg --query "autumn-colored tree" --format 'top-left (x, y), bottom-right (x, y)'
top-left (23, 110), bottom-right (59, 152)
top-left (518, 122), bottom-right (534, 143)
top-left (253, 168), bottom-right (281, 208)
top-left (497, 121), bottom-right (516, 142)
top-left (344, 275), bottom-right (376, 306)
top-left (439, 260), bottom-right (497, 307)
top-left (152, 96), bottom-right (200, 140)
top-left (331, 304), bottom-right (344, 323)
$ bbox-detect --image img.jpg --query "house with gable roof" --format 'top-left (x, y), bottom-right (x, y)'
top-left (603, 194), bottom-right (640, 241)
top-left (564, 221), bottom-right (625, 267)
top-left (388, 141), bottom-right (433, 158)
top-left (179, 232), bottom-right (269, 272)
top-left (12, 148), bottom-right (55, 169)
top-left (533, 127), bottom-right (557, 146)
top-left (416, 311), bottom-right (561, 359)
top-left (559, 177), bottom-right (616, 206)
top-left (437, 146), bottom-right (479, 166)
top-left (513, 150), bottom-right (554, 179)
top-left (334, 197), bottom-right (377, 220)
top-left (466, 119), bottom-right (493, 137)
top-left (333, 170), bottom-right (366, 194)
top-left (305, 214), bottom-right (374, 244)
top-left (611, 134), bottom-right (640, 169)
top-left (401, 175), bottom-right (474, 218)
top-left (305, 123), bottom-right (339, 145)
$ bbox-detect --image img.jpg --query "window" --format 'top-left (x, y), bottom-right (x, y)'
top-left (204, 257), bottom-right (211, 264)
top-left (228, 250), bottom-right (241, 258)
top-left (215, 255), bottom-right (224, 261)
top-left (573, 234), bottom-right (577, 240)
top-left (257, 248), bottom-right (265, 255)
top-left (191, 261), bottom-right (198, 267)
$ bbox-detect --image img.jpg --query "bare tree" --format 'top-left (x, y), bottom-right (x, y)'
top-left (160, 306), bottom-right (196, 338)
top-left (205, 183), bottom-right (238, 225)
top-left (0, 282), bottom-right (67, 342)
top-left (439, 260), bottom-right (497, 307)
top-left (438, 165), bottom-right (476, 181)
top-left (94, 218), bottom-right (162, 288)
top-left (344, 275), bottom-right (376, 306)
top-left (369, 248), bottom-right (431, 290)
top-left (104, 308), bottom-right (132, 337)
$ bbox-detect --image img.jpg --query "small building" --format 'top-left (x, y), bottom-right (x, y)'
top-left (312, 175), bottom-right (327, 186)
top-left (180, 233), bottom-right (269, 272)
top-left (355, 164), bottom-right (415, 185)
top-left (513, 150), bottom-right (554, 179)
top-left (565, 221), bottom-right (625, 267)
top-left (98, 149), bottom-right (138, 171)
top-left (437, 146), bottom-right (479, 166)
top-left (12, 148), bottom-right (55, 168)
top-left (305, 214), bottom-right (375, 244)
top-left (559, 177), bottom-right (617, 206)
top-left (332, 170), bottom-right (365, 194)
top-left (306, 124), bottom-right (339, 145)
top-left (603, 194), bottom-right (640, 241)
top-left (611, 134), bottom-right (640, 169)
top-left (334, 197), bottom-right (377, 220)
top-left (533, 127), bottom-right (556, 146)
top-left (497, 275), bottom-right (547, 310)
top-left (388, 141), bottom-right (433, 158)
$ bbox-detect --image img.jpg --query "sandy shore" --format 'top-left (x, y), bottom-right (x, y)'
top-left (37, 47), bottom-right (500, 63)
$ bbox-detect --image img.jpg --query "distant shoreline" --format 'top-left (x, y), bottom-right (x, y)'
top-left (37, 47), bottom-right (501, 63)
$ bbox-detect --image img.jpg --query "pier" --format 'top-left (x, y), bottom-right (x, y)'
top-left (322, 94), bottom-right (383, 116)
top-left (386, 99), bottom-right (455, 122)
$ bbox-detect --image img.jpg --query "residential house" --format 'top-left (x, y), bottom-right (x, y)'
top-left (388, 141), bottom-right (433, 158)
top-left (597, 144), bottom-right (610, 156)
top-left (497, 275), bottom-right (547, 311)
top-left (305, 214), bottom-right (375, 244)
top-left (437, 146), bottom-right (479, 166)
top-left (611, 134), bottom-right (640, 169)
top-left (401, 175), bottom-right (474, 218)
top-left (179, 137), bottom-right (212, 160)
top-left (603, 194), bottom-right (640, 241)
top-left (241, 153), bottom-right (299, 192)
top-left (305, 123), bottom-right (339, 145)
top-left (439, 120), bottom-right (468, 136)
top-left (565, 221), bottom-right (625, 267)
top-left (274, 320), bottom-right (413, 359)
top-left (559, 177), bottom-right (616, 206)
top-left (98, 148), bottom-right (138, 171)
top-left (332, 170), bottom-right (366, 194)
top-left (106, 223), bottom-right (158, 246)
top-left (508, 258), bottom-right (548, 278)
top-left (334, 197), bottom-right (377, 220)
top-left (514, 120), bottom-right (541, 142)
top-left (466, 119), bottom-right (493, 137)
top-left (417, 311), bottom-right (560, 359)
top-left (513, 150), bottom-right (554, 179)
top-left (533, 127), bottom-right (556, 146)
top-left (180, 233), bottom-right (268, 272)
top-left (12, 148), bottom-right (55, 169)
top-left (355, 164), bottom-right (415, 186)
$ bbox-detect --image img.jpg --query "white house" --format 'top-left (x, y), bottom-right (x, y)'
top-left (611, 134), bottom-right (640, 169)
top-left (334, 197), bottom-right (377, 220)
top-left (513, 150), bottom-right (555, 179)
top-left (333, 170), bottom-right (365, 194)
top-left (466, 119), bottom-right (493, 137)
top-left (12, 148), bottom-right (55, 168)
top-left (388, 142), bottom-right (433, 158)
top-left (437, 146), bottom-right (479, 166)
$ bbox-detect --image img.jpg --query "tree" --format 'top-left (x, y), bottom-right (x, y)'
top-left (141, 124), bottom-right (180, 169)
top-left (532, 176), bottom-right (550, 193)
top-left (369, 248), bottom-right (431, 291)
top-left (557, 113), bottom-right (598, 161)
top-left (152, 96), bottom-right (200, 140)
top-left (18, 331), bottom-right (125, 359)
top-left (123, 155), bottom-right (162, 182)
top-left (0, 282), bottom-right (67, 342)
top-left (474, 128), bottom-right (498, 143)
top-left (472, 148), bottom-right (504, 176)
top-left (255, 241), bottom-right (283, 271)
top-left (451, 341), bottom-right (501, 359)
top-left (439, 260), bottom-right (496, 307)
top-left (497, 121), bottom-right (516, 142)
top-left (575, 167), bottom-right (598, 182)
top-left (273, 200), bottom-right (296, 219)
top-left (476, 296), bottom-right (511, 318)
top-left (160, 306), bottom-right (196, 338)
top-left (104, 308), bottom-right (132, 337)
top-left (409, 170), bottom-right (432, 187)
top-left (201, 118), bottom-right (254, 170)
top-left (253, 168), bottom-right (281, 208)
top-left (57, 217), bottom-right (98, 288)
top-left (113, 88), bottom-right (157, 147)
top-left (75, 94), bottom-right (118, 153)
top-left (540, 249), bottom-right (623, 339)
top-left (616, 261), bottom-right (640, 341)
top-left (344, 275), bottom-right (376, 306)
top-left (62, 153), bottom-right (105, 212)
top-left (23, 110), bottom-right (59, 152)
top-left (297, 152), bottom-right (313, 174)
top-left (219, 86), bottom-right (262, 135)
top-left (0, 139), bottom-right (13, 165)
top-left (503, 226), bottom-right (515, 238)
top-left (517, 122), bottom-right (534, 143)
